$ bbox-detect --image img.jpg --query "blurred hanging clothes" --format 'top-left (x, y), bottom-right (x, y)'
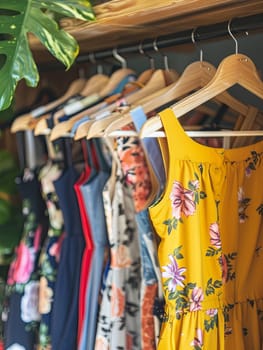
top-left (5, 169), bottom-right (49, 350)
top-left (116, 131), bottom-right (163, 349)
top-left (38, 162), bottom-right (65, 350)
top-left (50, 141), bottom-right (85, 350)
top-left (95, 144), bottom-right (141, 350)
top-left (73, 141), bottom-right (95, 346)
top-left (78, 139), bottom-right (111, 350)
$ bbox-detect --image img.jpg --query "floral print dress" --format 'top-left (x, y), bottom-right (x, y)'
top-left (149, 108), bottom-right (263, 349)
top-left (38, 163), bottom-right (65, 350)
top-left (5, 169), bottom-right (48, 350)
top-left (117, 134), bottom-right (163, 350)
top-left (95, 154), bottom-right (141, 350)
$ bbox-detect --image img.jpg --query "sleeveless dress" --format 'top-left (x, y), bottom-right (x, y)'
top-left (149, 108), bottom-right (263, 350)
top-left (51, 166), bottom-right (85, 350)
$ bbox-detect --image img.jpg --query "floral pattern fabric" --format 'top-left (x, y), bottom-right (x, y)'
top-left (117, 135), bottom-right (152, 212)
top-left (5, 170), bottom-right (48, 350)
top-left (117, 134), bottom-right (163, 349)
top-left (95, 162), bottom-right (141, 350)
top-left (38, 163), bottom-right (65, 350)
top-left (149, 108), bottom-right (263, 349)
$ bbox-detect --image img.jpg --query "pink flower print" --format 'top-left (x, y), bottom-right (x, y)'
top-left (190, 328), bottom-right (203, 348)
top-left (111, 285), bottom-right (125, 317)
top-left (111, 245), bottom-right (132, 269)
top-left (49, 233), bottom-right (65, 263)
top-left (95, 336), bottom-right (109, 350)
top-left (169, 181), bottom-right (196, 220)
top-left (189, 287), bottom-right (204, 311)
top-left (33, 225), bottom-right (42, 252)
top-left (7, 261), bottom-right (16, 285)
top-left (219, 254), bottom-right (228, 284)
top-left (8, 242), bottom-right (34, 284)
top-left (209, 223), bottom-right (221, 248)
top-left (206, 308), bottom-right (218, 317)
top-left (126, 333), bottom-right (133, 350)
top-left (238, 187), bottom-right (244, 202)
top-left (162, 255), bottom-right (186, 291)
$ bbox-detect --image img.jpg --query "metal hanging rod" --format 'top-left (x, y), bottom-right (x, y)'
top-left (76, 13), bottom-right (263, 62)
top-left (38, 13), bottom-right (263, 71)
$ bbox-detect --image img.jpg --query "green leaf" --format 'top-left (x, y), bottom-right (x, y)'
top-left (205, 319), bottom-right (211, 331)
top-left (172, 217), bottom-right (178, 229)
top-left (0, 0), bottom-right (95, 111)
top-left (187, 282), bottom-right (196, 289)
top-left (28, 7), bottom-right (79, 70)
top-left (194, 172), bottom-right (199, 180)
top-left (214, 280), bottom-right (222, 288)
top-left (200, 191), bottom-right (207, 199)
top-left (173, 245), bottom-right (184, 259)
top-left (206, 246), bottom-right (220, 257)
top-left (168, 292), bottom-right (177, 300)
top-left (33, 0), bottom-right (95, 21)
top-left (194, 192), bottom-right (199, 204)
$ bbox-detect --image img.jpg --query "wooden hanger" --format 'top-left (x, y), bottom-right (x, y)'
top-left (84, 69), bottom-right (171, 139)
top-left (48, 65), bottom-right (136, 141)
top-left (34, 71), bottom-right (116, 136)
top-left (49, 69), bottom-right (153, 142)
top-left (86, 68), bottom-right (178, 139)
top-left (72, 69), bottom-right (157, 140)
top-left (11, 78), bottom-right (87, 133)
top-left (108, 58), bottom-right (249, 137)
top-left (79, 74), bottom-right (109, 97)
top-left (140, 53), bottom-right (263, 138)
top-left (67, 42), bottom-right (179, 141)
top-left (47, 74), bottom-right (109, 140)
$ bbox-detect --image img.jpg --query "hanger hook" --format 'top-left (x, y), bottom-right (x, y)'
top-left (112, 47), bottom-right (127, 69)
top-left (89, 52), bottom-right (96, 65)
top-left (153, 38), bottom-right (169, 71)
top-left (138, 41), bottom-right (155, 69)
top-left (228, 19), bottom-right (238, 54)
top-left (191, 28), bottom-right (203, 62)
top-left (89, 52), bottom-right (103, 74)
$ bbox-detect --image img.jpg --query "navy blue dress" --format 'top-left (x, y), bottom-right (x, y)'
top-left (51, 166), bottom-right (85, 350)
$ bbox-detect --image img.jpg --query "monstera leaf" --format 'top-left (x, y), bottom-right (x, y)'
top-left (0, 0), bottom-right (95, 111)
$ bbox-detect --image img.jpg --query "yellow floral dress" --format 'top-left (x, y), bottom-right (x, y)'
top-left (149, 108), bottom-right (263, 350)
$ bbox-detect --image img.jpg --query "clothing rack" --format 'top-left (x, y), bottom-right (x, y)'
top-left (76, 13), bottom-right (263, 62)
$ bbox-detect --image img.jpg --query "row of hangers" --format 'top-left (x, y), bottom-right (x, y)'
top-left (11, 21), bottom-right (263, 147)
